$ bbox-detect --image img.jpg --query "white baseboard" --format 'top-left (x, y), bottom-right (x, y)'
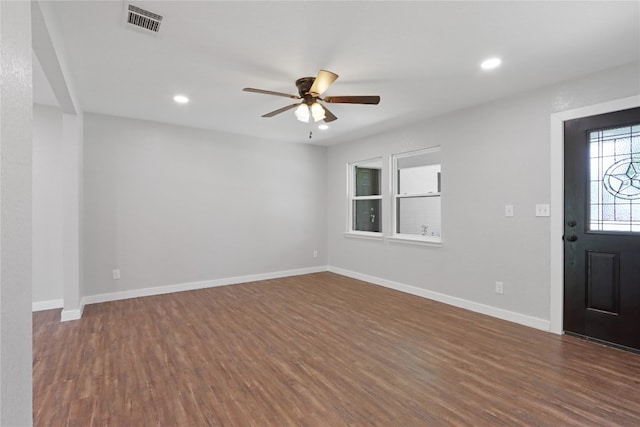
top-left (83, 265), bottom-right (329, 307)
top-left (54, 265), bottom-right (549, 332)
top-left (32, 299), bottom-right (64, 312)
top-left (60, 304), bottom-right (84, 322)
top-left (328, 266), bottom-right (551, 332)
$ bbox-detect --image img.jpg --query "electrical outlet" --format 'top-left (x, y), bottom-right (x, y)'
top-left (112, 269), bottom-right (120, 280)
top-left (495, 281), bottom-right (504, 294)
top-left (505, 204), bottom-right (514, 217)
top-left (313, 250), bottom-right (318, 258)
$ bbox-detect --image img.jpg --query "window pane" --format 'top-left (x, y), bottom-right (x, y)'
top-left (354, 167), bottom-right (381, 196)
top-left (398, 165), bottom-right (440, 194)
top-left (397, 196), bottom-right (441, 237)
top-left (353, 200), bottom-right (381, 232)
top-left (397, 150), bottom-right (440, 169)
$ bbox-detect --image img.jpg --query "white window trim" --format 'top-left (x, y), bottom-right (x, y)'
top-left (346, 158), bottom-right (383, 236)
top-left (385, 235), bottom-right (442, 246)
top-left (391, 146), bottom-right (442, 244)
top-left (344, 231), bottom-right (384, 241)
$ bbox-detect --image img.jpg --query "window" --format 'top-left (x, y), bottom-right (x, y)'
top-left (392, 147), bottom-right (441, 242)
top-left (348, 158), bottom-right (382, 234)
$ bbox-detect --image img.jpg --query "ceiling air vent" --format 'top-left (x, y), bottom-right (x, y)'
top-left (125, 3), bottom-right (163, 33)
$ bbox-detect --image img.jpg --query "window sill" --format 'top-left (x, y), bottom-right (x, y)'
top-left (344, 231), bottom-right (384, 241)
top-left (385, 235), bottom-right (442, 247)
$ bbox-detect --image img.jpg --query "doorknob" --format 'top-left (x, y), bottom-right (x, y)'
top-left (566, 235), bottom-right (578, 242)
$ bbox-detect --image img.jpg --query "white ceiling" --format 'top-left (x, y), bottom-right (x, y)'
top-left (35, 1), bottom-right (640, 145)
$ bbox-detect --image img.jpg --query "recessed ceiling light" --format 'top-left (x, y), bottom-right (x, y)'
top-left (173, 95), bottom-right (189, 104)
top-left (480, 57), bottom-right (502, 70)
top-left (318, 124), bottom-right (329, 130)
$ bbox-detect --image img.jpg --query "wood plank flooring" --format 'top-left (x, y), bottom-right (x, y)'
top-left (33, 272), bottom-right (640, 426)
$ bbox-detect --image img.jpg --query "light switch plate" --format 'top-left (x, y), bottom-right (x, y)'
top-left (535, 204), bottom-right (550, 217)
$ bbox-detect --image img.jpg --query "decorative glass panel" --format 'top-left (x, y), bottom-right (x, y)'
top-left (589, 124), bottom-right (640, 232)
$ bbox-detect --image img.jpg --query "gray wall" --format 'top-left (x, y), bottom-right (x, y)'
top-left (0, 1), bottom-right (33, 424)
top-left (83, 113), bottom-right (328, 296)
top-left (327, 63), bottom-right (640, 322)
top-left (33, 104), bottom-right (65, 303)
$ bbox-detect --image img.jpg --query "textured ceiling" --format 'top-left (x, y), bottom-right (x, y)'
top-left (35, 1), bottom-right (640, 145)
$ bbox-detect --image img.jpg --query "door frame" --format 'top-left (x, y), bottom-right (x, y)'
top-left (549, 95), bottom-right (640, 334)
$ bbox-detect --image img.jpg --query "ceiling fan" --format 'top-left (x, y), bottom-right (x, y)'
top-left (242, 70), bottom-right (380, 124)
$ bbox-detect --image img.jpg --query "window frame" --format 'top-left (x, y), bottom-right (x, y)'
top-left (346, 158), bottom-right (384, 239)
top-left (390, 146), bottom-right (442, 245)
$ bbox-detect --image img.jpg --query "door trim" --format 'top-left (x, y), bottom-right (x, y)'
top-left (549, 95), bottom-right (640, 334)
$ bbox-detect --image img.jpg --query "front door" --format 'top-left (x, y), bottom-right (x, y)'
top-left (564, 107), bottom-right (640, 352)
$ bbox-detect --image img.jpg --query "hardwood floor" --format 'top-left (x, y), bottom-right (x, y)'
top-left (33, 272), bottom-right (640, 426)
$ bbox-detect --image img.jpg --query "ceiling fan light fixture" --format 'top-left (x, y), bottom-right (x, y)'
top-left (244, 69), bottom-right (381, 125)
top-left (295, 104), bottom-right (310, 122)
top-left (310, 102), bottom-right (326, 122)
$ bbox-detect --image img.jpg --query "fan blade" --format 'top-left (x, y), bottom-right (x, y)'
top-left (322, 105), bottom-right (338, 123)
top-left (262, 103), bottom-right (301, 117)
top-left (323, 95), bottom-right (380, 105)
top-left (243, 88), bottom-right (300, 99)
top-left (309, 70), bottom-right (338, 96)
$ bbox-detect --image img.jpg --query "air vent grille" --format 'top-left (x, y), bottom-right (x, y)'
top-left (126, 4), bottom-right (162, 33)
